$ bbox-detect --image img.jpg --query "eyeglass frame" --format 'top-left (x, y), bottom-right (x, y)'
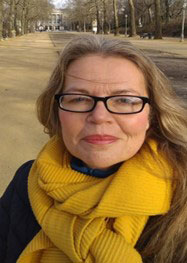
top-left (54, 93), bottom-right (150, 115)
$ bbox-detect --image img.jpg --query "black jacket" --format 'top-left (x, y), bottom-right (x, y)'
top-left (0, 160), bottom-right (40, 263)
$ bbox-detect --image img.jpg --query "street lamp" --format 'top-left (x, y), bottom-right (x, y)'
top-left (125, 14), bottom-right (128, 37)
top-left (181, 1), bottom-right (187, 42)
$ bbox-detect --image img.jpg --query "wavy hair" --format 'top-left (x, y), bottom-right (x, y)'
top-left (37, 35), bottom-right (187, 263)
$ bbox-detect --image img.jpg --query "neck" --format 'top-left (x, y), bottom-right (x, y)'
top-left (70, 156), bottom-right (122, 178)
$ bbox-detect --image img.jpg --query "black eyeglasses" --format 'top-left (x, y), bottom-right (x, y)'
top-left (55, 93), bottom-right (150, 114)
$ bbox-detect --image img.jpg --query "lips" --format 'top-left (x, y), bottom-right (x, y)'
top-left (83, 134), bottom-right (118, 145)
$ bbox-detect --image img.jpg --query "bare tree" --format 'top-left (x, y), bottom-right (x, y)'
top-left (65, 0), bottom-right (96, 32)
top-left (163, 0), bottom-right (183, 23)
top-left (20, 0), bottom-right (27, 34)
top-left (113, 0), bottom-right (119, 35)
top-left (130, 0), bottom-right (184, 36)
top-left (14, 0), bottom-right (22, 35)
top-left (144, 0), bottom-right (154, 24)
top-left (94, 0), bottom-right (102, 33)
top-left (165, 0), bottom-right (170, 23)
top-left (1, 0), bottom-right (53, 37)
top-left (102, 0), bottom-right (108, 34)
top-left (26, 0), bottom-right (53, 33)
top-left (7, 0), bottom-right (15, 37)
top-left (0, 0), bottom-right (3, 39)
top-left (65, 0), bottom-right (115, 34)
top-left (154, 0), bottom-right (162, 38)
top-left (128, 0), bottom-right (136, 36)
top-left (169, 0), bottom-right (185, 19)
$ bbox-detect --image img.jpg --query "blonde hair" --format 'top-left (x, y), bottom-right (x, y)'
top-left (37, 35), bottom-right (187, 262)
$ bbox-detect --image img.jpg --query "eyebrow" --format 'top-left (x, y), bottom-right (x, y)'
top-left (64, 87), bottom-right (140, 95)
top-left (110, 89), bottom-right (140, 95)
top-left (64, 87), bottom-right (90, 94)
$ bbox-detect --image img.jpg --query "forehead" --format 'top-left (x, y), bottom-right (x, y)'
top-left (66, 55), bottom-right (145, 82)
top-left (64, 55), bottom-right (147, 95)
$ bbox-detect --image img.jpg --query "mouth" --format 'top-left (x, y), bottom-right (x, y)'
top-left (82, 134), bottom-right (118, 145)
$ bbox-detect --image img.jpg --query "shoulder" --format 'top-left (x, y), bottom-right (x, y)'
top-left (15, 160), bottom-right (35, 184)
top-left (0, 160), bottom-right (40, 263)
top-left (0, 160), bottom-right (34, 206)
top-left (0, 160), bottom-right (34, 208)
top-left (14, 160), bottom-right (34, 191)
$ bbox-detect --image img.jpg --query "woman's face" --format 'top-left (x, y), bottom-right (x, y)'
top-left (58, 55), bottom-right (150, 170)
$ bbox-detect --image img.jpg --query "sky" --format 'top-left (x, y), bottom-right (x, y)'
top-left (52, 0), bottom-right (66, 8)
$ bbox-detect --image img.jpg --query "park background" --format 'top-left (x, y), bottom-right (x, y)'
top-left (0, 0), bottom-right (187, 40)
top-left (0, 0), bottom-right (186, 195)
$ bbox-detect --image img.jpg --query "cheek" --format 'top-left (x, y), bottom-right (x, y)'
top-left (59, 111), bottom-right (69, 131)
top-left (58, 111), bottom-right (85, 140)
top-left (59, 111), bottom-right (75, 133)
top-left (119, 112), bottom-right (150, 135)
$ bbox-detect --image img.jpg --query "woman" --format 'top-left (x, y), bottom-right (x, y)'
top-left (0, 35), bottom-right (186, 263)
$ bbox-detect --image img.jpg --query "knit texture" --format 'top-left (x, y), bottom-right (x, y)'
top-left (17, 136), bottom-right (173, 263)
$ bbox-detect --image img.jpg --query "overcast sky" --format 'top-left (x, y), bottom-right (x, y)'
top-left (52, 0), bottom-right (65, 8)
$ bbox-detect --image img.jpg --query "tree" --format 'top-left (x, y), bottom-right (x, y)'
top-left (1, 0), bottom-right (53, 37)
top-left (7, 0), bottom-right (15, 37)
top-left (128, 0), bottom-right (136, 36)
top-left (165, 0), bottom-right (170, 24)
top-left (113, 0), bottom-right (119, 35)
top-left (65, 0), bottom-right (116, 34)
top-left (65, 0), bottom-right (95, 32)
top-left (94, 0), bottom-right (102, 33)
top-left (0, 0), bottom-right (3, 39)
top-left (20, 0), bottom-right (27, 35)
top-left (154, 0), bottom-right (162, 38)
top-left (14, 0), bottom-right (21, 35)
top-left (102, 0), bottom-right (108, 34)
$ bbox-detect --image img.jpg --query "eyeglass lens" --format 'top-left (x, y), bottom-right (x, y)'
top-left (60, 94), bottom-right (94, 112)
top-left (59, 94), bottom-right (145, 113)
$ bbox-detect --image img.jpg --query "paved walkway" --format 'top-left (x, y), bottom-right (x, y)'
top-left (0, 32), bottom-right (58, 195)
top-left (0, 32), bottom-right (186, 196)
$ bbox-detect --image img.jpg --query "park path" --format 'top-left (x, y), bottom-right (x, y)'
top-left (0, 32), bottom-right (186, 195)
top-left (0, 32), bottom-right (59, 195)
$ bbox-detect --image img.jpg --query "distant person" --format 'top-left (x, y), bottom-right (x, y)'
top-left (39, 25), bottom-right (43, 32)
top-left (0, 35), bottom-right (186, 263)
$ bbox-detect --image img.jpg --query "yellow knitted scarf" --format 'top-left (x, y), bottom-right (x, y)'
top-left (17, 136), bottom-right (172, 263)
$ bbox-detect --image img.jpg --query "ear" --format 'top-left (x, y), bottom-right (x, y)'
top-left (146, 120), bottom-right (150, 131)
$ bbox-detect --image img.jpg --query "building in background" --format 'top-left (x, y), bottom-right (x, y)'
top-left (38, 8), bottom-right (69, 31)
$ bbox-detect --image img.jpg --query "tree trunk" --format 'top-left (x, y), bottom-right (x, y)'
top-left (148, 7), bottom-right (153, 23)
top-left (8, 0), bottom-right (15, 37)
top-left (95, 0), bottom-right (101, 34)
top-left (21, 7), bottom-right (25, 34)
top-left (14, 3), bottom-right (20, 36)
top-left (83, 19), bottom-right (86, 32)
top-left (113, 0), bottom-right (119, 36)
top-left (154, 0), bottom-right (162, 39)
top-left (165, 0), bottom-right (170, 24)
top-left (24, 6), bottom-right (29, 34)
top-left (103, 0), bottom-right (108, 34)
top-left (0, 0), bottom-right (3, 39)
top-left (128, 0), bottom-right (136, 37)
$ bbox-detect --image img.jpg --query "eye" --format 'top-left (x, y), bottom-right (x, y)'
top-left (70, 97), bottom-right (86, 103)
top-left (62, 95), bottom-right (92, 104)
top-left (118, 98), bottom-right (132, 104)
top-left (113, 97), bottom-right (136, 104)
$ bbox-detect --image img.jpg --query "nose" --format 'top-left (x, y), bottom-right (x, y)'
top-left (86, 101), bottom-right (113, 124)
